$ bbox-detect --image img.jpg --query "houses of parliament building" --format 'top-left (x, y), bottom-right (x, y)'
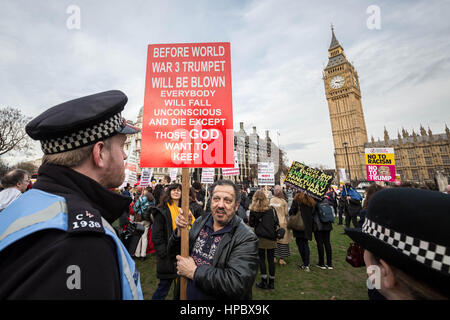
top-left (323, 27), bottom-right (449, 185)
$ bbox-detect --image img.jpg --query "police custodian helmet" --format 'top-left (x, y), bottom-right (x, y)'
top-left (26, 90), bottom-right (140, 154)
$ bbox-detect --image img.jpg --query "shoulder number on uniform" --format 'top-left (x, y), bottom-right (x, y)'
top-left (68, 210), bottom-right (105, 234)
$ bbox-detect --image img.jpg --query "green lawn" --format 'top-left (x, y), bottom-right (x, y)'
top-left (133, 223), bottom-right (369, 300)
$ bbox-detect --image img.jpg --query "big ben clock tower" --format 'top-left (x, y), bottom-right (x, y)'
top-left (323, 26), bottom-right (368, 182)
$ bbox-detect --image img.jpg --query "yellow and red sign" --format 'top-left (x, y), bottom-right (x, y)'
top-left (365, 148), bottom-right (396, 182)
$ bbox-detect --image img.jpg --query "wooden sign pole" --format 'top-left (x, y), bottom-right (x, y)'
top-left (180, 168), bottom-right (190, 300)
top-left (140, 43), bottom-right (234, 299)
top-left (203, 184), bottom-right (208, 211)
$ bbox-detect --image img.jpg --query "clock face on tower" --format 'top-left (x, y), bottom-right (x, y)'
top-left (330, 75), bottom-right (345, 89)
top-left (353, 75), bottom-right (358, 87)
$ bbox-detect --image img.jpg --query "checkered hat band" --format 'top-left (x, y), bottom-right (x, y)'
top-left (41, 113), bottom-right (123, 154)
top-left (362, 218), bottom-right (450, 275)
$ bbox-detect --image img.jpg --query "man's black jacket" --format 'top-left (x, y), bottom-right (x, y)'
top-left (168, 213), bottom-right (259, 300)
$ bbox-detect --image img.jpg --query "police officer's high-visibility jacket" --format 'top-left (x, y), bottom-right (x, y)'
top-left (0, 188), bottom-right (143, 300)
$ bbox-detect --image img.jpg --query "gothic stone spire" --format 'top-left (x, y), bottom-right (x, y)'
top-left (329, 24), bottom-right (341, 50)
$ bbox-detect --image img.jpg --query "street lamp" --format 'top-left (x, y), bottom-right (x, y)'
top-left (343, 141), bottom-right (352, 183)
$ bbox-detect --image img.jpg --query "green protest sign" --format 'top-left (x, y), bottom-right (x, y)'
top-left (283, 161), bottom-right (333, 200)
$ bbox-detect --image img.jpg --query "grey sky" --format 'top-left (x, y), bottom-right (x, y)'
top-left (1, 0), bottom-right (449, 168)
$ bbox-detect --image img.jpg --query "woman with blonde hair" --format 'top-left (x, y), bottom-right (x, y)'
top-left (288, 191), bottom-right (315, 271)
top-left (249, 189), bottom-right (279, 289)
top-left (271, 185), bottom-right (291, 266)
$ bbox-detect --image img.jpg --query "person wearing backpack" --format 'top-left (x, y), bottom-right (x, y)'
top-left (133, 189), bottom-right (156, 259)
top-left (249, 190), bottom-right (279, 290)
top-left (341, 184), bottom-right (362, 228)
top-left (313, 198), bottom-right (334, 270)
top-left (325, 186), bottom-right (337, 217)
top-left (189, 187), bottom-right (204, 219)
top-left (133, 188), bottom-right (156, 218)
top-left (336, 185), bottom-right (346, 225)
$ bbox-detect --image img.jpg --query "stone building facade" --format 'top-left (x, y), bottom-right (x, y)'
top-left (324, 27), bottom-right (449, 185)
top-left (366, 126), bottom-right (450, 184)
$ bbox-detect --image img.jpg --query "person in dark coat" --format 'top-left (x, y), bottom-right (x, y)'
top-left (239, 185), bottom-right (250, 211)
top-left (153, 175), bottom-right (171, 206)
top-left (237, 203), bottom-right (249, 224)
top-left (313, 199), bottom-right (334, 269)
top-left (336, 185), bottom-right (346, 225)
top-left (168, 179), bottom-right (258, 300)
top-left (121, 184), bottom-right (132, 198)
top-left (151, 183), bottom-right (194, 300)
top-left (358, 184), bottom-right (384, 228)
top-left (288, 191), bottom-right (315, 271)
top-left (341, 184), bottom-right (362, 228)
top-left (192, 181), bottom-right (205, 206)
top-left (189, 187), bottom-right (204, 219)
top-left (249, 190), bottom-right (279, 290)
top-left (324, 187), bottom-right (337, 216)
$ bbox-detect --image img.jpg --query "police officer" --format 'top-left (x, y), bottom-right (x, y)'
top-left (0, 90), bottom-right (143, 299)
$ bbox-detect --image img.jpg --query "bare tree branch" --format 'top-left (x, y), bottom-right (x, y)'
top-left (0, 107), bottom-right (33, 156)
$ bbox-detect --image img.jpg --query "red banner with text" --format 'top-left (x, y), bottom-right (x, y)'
top-left (140, 42), bottom-right (234, 168)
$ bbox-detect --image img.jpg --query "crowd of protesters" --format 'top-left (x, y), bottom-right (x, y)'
top-left (2, 166), bottom-right (450, 300)
top-left (2, 90), bottom-right (448, 301)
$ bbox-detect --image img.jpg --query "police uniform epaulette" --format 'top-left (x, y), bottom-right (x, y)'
top-left (66, 204), bottom-right (105, 234)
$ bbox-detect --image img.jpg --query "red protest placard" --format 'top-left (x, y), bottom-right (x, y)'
top-left (140, 42), bottom-right (234, 168)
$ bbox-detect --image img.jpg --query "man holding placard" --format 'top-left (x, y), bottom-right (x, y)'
top-left (141, 42), bottom-right (235, 299)
top-left (168, 180), bottom-right (259, 299)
